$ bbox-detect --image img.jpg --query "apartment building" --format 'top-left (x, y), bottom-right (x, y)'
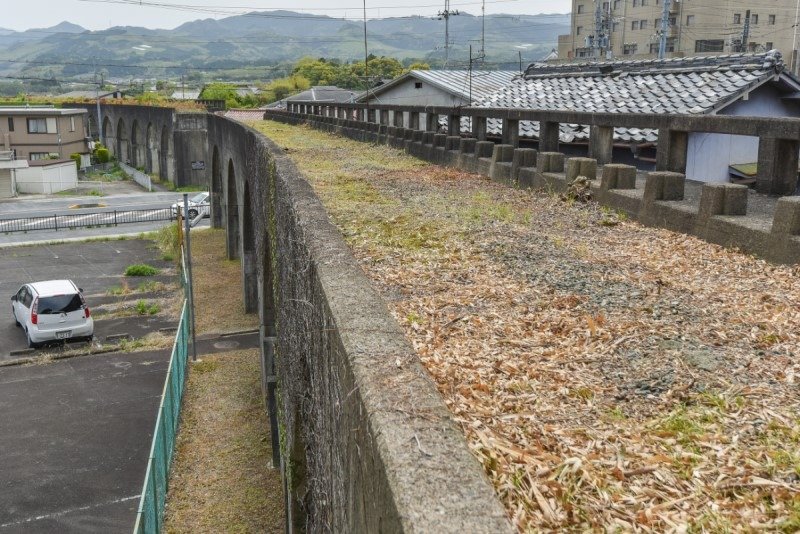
top-left (558, 0), bottom-right (800, 71)
top-left (0, 107), bottom-right (90, 161)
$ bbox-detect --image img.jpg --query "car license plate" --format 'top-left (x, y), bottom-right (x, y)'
top-left (55, 330), bottom-right (72, 339)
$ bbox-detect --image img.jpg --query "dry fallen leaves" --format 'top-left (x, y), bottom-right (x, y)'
top-left (258, 121), bottom-right (800, 533)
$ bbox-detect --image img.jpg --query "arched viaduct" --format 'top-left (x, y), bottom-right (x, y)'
top-left (71, 103), bottom-right (510, 533)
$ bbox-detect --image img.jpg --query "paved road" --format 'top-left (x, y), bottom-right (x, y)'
top-left (0, 192), bottom-right (184, 218)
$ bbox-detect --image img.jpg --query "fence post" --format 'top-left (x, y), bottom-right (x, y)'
top-left (114, 210), bottom-right (118, 226)
top-left (54, 215), bottom-right (58, 232)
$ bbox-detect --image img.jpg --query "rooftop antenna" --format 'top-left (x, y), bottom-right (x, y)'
top-left (438, 0), bottom-right (460, 68)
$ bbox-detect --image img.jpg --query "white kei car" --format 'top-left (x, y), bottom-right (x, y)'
top-left (171, 191), bottom-right (210, 220)
top-left (11, 280), bottom-right (94, 348)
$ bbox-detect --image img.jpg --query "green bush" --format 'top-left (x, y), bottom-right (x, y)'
top-left (95, 147), bottom-right (110, 163)
top-left (69, 153), bottom-right (81, 170)
top-left (124, 264), bottom-right (160, 277)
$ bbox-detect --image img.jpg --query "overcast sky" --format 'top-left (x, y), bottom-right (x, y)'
top-left (5, 0), bottom-right (570, 32)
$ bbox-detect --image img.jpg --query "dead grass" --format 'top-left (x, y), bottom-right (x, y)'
top-left (163, 349), bottom-right (283, 533)
top-left (253, 120), bottom-right (800, 532)
top-left (190, 228), bottom-right (259, 335)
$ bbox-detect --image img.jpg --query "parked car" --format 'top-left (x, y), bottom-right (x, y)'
top-left (11, 280), bottom-right (94, 348)
top-left (171, 191), bottom-right (210, 219)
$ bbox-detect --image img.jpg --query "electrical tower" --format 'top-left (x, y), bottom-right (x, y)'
top-left (438, 1), bottom-right (460, 67)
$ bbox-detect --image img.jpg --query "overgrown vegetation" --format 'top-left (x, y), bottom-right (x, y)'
top-left (124, 263), bottom-right (159, 276)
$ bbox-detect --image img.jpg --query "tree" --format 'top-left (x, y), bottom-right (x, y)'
top-left (199, 82), bottom-right (239, 108)
top-left (292, 57), bottom-right (339, 86)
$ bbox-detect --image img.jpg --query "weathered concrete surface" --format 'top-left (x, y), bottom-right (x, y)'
top-left (268, 110), bottom-right (800, 264)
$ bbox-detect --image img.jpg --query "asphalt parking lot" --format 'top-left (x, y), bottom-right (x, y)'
top-left (0, 349), bottom-right (170, 532)
top-left (0, 239), bottom-right (173, 358)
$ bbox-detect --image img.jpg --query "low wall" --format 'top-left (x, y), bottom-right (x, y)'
top-left (265, 110), bottom-right (800, 265)
top-left (206, 115), bottom-right (512, 532)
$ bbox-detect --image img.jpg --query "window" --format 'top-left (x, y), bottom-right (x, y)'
top-left (733, 13), bottom-right (741, 24)
top-left (577, 4), bottom-right (584, 13)
top-left (633, 0), bottom-right (638, 7)
top-left (624, 43), bottom-right (638, 54)
top-left (603, 2), bottom-right (609, 10)
top-left (695, 39), bottom-right (724, 52)
top-left (766, 41), bottom-right (774, 49)
top-left (69, 116), bottom-right (75, 132)
top-left (7, 117), bottom-right (13, 132)
top-left (751, 14), bottom-right (758, 24)
top-left (769, 14), bottom-right (776, 25)
top-left (655, 19), bottom-right (661, 28)
top-left (640, 20), bottom-right (648, 29)
top-left (577, 26), bottom-right (583, 35)
top-left (27, 118), bottom-right (48, 133)
top-left (632, 20), bottom-right (639, 30)
top-left (613, 0), bottom-right (620, 9)
top-left (29, 152), bottom-right (51, 160)
top-left (686, 15), bottom-right (695, 25)
top-left (613, 22), bottom-right (620, 31)
top-left (576, 47), bottom-right (593, 57)
top-left (414, 81), bottom-right (422, 89)
top-left (649, 39), bottom-right (675, 53)
top-left (641, 0), bottom-right (648, 6)
top-left (670, 16), bottom-right (676, 26)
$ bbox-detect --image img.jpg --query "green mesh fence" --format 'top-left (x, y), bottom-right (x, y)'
top-left (133, 300), bottom-right (189, 533)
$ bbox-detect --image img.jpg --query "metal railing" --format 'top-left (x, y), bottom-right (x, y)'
top-left (0, 208), bottom-right (175, 233)
top-left (133, 299), bottom-right (189, 534)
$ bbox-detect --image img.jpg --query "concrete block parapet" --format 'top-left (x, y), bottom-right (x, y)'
top-left (475, 141), bottom-right (495, 158)
top-left (600, 164), bottom-right (637, 190)
top-left (433, 133), bottom-right (447, 148)
top-left (772, 196), bottom-right (800, 236)
top-left (643, 171), bottom-right (686, 202)
top-left (489, 144), bottom-right (515, 182)
top-left (537, 152), bottom-right (565, 174)
top-left (459, 138), bottom-right (477, 154)
top-left (698, 183), bottom-right (749, 219)
top-left (422, 131), bottom-right (435, 145)
top-left (565, 157), bottom-right (597, 182)
top-left (445, 136), bottom-right (461, 151)
top-left (512, 148), bottom-right (537, 185)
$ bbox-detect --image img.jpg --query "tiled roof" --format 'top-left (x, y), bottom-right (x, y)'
top-left (471, 51), bottom-right (797, 143)
top-left (286, 86), bottom-right (357, 103)
top-left (357, 69), bottom-right (519, 104)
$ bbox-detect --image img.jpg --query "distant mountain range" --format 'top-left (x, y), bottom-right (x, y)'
top-left (0, 11), bottom-right (569, 83)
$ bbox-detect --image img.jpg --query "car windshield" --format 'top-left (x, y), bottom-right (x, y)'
top-left (38, 294), bottom-right (83, 314)
top-left (190, 193), bottom-right (208, 203)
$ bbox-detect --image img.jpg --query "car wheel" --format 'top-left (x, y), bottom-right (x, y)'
top-left (26, 329), bottom-right (38, 349)
top-left (188, 208), bottom-right (198, 219)
top-left (12, 306), bottom-right (20, 327)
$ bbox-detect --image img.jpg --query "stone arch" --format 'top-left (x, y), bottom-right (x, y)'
top-left (116, 117), bottom-right (128, 163)
top-left (242, 180), bottom-right (257, 314)
top-left (160, 125), bottom-right (172, 183)
top-left (226, 159), bottom-right (240, 260)
top-left (130, 120), bottom-right (144, 168)
top-left (210, 146), bottom-right (223, 228)
top-left (102, 116), bottom-right (114, 155)
top-left (145, 122), bottom-right (158, 175)
top-left (87, 115), bottom-right (98, 142)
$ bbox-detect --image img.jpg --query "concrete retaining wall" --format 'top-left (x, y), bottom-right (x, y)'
top-left (266, 110), bottom-right (800, 265)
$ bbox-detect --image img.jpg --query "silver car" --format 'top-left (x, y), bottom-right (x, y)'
top-left (11, 280), bottom-right (94, 348)
top-left (171, 191), bottom-right (210, 219)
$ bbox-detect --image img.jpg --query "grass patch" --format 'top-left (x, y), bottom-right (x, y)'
top-left (124, 263), bottom-right (160, 276)
top-left (135, 300), bottom-right (160, 315)
top-left (155, 222), bottom-right (181, 265)
top-left (163, 349), bottom-right (283, 532)
top-left (190, 228), bottom-right (259, 334)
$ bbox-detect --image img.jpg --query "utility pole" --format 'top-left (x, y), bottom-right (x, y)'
top-left (658, 0), bottom-right (672, 58)
top-left (438, 0), bottom-right (460, 68)
top-left (741, 10), bottom-right (751, 52)
top-left (594, 0), bottom-right (603, 58)
top-left (93, 58), bottom-right (103, 146)
top-left (480, 0), bottom-right (486, 62)
top-left (363, 0), bottom-right (371, 113)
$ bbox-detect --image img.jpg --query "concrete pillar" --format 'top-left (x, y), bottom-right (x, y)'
top-left (475, 141), bottom-right (495, 158)
top-left (459, 138), bottom-right (477, 154)
top-left (565, 157), bottom-right (597, 181)
top-left (380, 109), bottom-right (390, 125)
top-left (698, 183), bottom-right (748, 218)
top-left (643, 171), bottom-right (685, 202)
top-left (772, 196), bottom-right (800, 235)
top-left (655, 129), bottom-right (688, 173)
top-left (600, 164), bottom-right (637, 190)
top-left (448, 114), bottom-right (461, 136)
top-left (243, 250), bottom-right (258, 314)
top-left (445, 136), bottom-right (461, 151)
top-left (473, 116), bottom-right (488, 141)
top-left (410, 112), bottom-right (420, 130)
top-left (367, 109), bottom-right (376, 123)
top-left (539, 121), bottom-right (559, 152)
top-left (589, 125), bottom-right (614, 165)
top-left (425, 112), bottom-right (439, 132)
top-left (536, 152), bottom-right (565, 173)
top-left (393, 110), bottom-right (404, 127)
top-left (173, 113), bottom-right (208, 188)
top-left (756, 137), bottom-right (799, 195)
top-left (502, 118), bottom-right (519, 147)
